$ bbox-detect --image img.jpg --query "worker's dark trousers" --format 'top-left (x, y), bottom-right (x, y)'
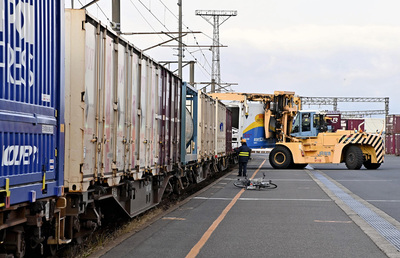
top-left (239, 161), bottom-right (248, 177)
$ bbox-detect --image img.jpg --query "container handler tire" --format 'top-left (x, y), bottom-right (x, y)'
top-left (345, 145), bottom-right (363, 170)
top-left (291, 163), bottom-right (308, 169)
top-left (363, 160), bottom-right (381, 170)
top-left (269, 146), bottom-right (293, 169)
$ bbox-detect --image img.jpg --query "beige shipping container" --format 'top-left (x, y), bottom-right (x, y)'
top-left (197, 91), bottom-right (228, 160)
top-left (64, 10), bottom-right (165, 192)
top-left (216, 101), bottom-right (227, 157)
top-left (197, 91), bottom-right (216, 160)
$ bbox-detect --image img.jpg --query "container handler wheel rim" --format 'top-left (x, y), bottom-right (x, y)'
top-left (273, 152), bottom-right (286, 165)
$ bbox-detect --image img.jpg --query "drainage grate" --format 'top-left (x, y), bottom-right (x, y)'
top-left (313, 171), bottom-right (400, 251)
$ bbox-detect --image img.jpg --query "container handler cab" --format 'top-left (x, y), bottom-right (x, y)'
top-left (269, 110), bottom-right (384, 170)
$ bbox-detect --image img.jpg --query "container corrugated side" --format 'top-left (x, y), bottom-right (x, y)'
top-left (158, 68), bottom-right (181, 170)
top-left (65, 10), bottom-right (182, 192)
top-left (346, 119), bottom-right (365, 131)
top-left (395, 134), bottom-right (400, 156)
top-left (197, 91), bottom-right (216, 160)
top-left (0, 0), bottom-right (64, 205)
top-left (216, 101), bottom-right (226, 157)
top-left (385, 134), bottom-right (395, 154)
top-left (386, 115), bottom-right (400, 134)
top-left (226, 109), bottom-right (232, 154)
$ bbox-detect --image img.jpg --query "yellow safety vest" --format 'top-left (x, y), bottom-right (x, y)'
top-left (239, 152), bottom-right (249, 157)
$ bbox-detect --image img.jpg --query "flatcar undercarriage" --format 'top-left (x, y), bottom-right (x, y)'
top-left (0, 156), bottom-right (235, 257)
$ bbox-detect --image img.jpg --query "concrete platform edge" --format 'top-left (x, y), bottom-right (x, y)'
top-left (306, 169), bottom-right (400, 258)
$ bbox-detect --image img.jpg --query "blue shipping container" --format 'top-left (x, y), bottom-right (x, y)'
top-left (0, 0), bottom-right (64, 206)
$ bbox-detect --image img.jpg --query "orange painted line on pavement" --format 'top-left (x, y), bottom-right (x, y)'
top-left (186, 159), bottom-right (266, 258)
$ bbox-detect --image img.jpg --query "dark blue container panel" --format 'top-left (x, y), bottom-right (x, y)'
top-left (0, 0), bottom-right (64, 206)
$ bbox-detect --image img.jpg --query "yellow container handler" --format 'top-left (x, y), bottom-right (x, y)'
top-left (269, 110), bottom-right (384, 170)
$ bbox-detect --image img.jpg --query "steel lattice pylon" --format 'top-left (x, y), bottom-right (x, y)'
top-left (196, 10), bottom-right (237, 92)
top-left (299, 96), bottom-right (389, 117)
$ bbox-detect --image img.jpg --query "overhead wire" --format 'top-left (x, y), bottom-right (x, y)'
top-left (129, 1), bottom-right (164, 39)
top-left (137, 0), bottom-right (170, 32)
top-left (80, 0), bottom-right (213, 81)
top-left (135, 0), bottom-right (212, 77)
top-left (157, 0), bottom-right (212, 70)
top-left (155, 0), bottom-right (234, 90)
top-left (95, 2), bottom-right (111, 23)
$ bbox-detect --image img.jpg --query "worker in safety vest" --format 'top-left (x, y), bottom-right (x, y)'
top-left (235, 139), bottom-right (252, 177)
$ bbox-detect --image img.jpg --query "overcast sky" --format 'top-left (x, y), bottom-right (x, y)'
top-left (67, 0), bottom-right (400, 115)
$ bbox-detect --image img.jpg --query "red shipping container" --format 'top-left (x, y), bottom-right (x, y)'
top-left (386, 115), bottom-right (400, 134)
top-left (394, 116), bottom-right (400, 134)
top-left (385, 134), bottom-right (395, 154)
top-left (386, 115), bottom-right (394, 134)
top-left (326, 112), bottom-right (341, 132)
top-left (347, 119), bottom-right (365, 131)
top-left (395, 134), bottom-right (400, 156)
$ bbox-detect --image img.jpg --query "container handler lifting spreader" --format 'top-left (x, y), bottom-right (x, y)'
top-left (209, 91), bottom-right (300, 145)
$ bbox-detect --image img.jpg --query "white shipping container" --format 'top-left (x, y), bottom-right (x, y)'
top-left (197, 91), bottom-right (216, 160)
top-left (364, 118), bottom-right (385, 133)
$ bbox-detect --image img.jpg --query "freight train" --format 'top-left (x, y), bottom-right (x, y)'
top-left (0, 3), bottom-right (235, 257)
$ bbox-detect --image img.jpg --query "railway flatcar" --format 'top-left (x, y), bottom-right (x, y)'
top-left (0, 5), bottom-right (234, 257)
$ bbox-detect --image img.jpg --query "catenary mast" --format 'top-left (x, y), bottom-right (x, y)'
top-left (196, 10), bottom-right (237, 93)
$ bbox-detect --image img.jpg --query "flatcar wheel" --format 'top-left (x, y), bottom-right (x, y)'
top-left (5, 227), bottom-right (26, 258)
top-left (44, 242), bottom-right (57, 257)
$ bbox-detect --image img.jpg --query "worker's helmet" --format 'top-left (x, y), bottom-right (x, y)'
top-left (241, 139), bottom-right (246, 143)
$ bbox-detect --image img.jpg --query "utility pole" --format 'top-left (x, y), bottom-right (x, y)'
top-left (111, 0), bottom-right (121, 33)
top-left (196, 10), bottom-right (237, 93)
top-left (178, 0), bottom-right (183, 79)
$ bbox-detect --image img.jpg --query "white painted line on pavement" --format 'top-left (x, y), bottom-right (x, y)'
top-left (193, 196), bottom-right (331, 202)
